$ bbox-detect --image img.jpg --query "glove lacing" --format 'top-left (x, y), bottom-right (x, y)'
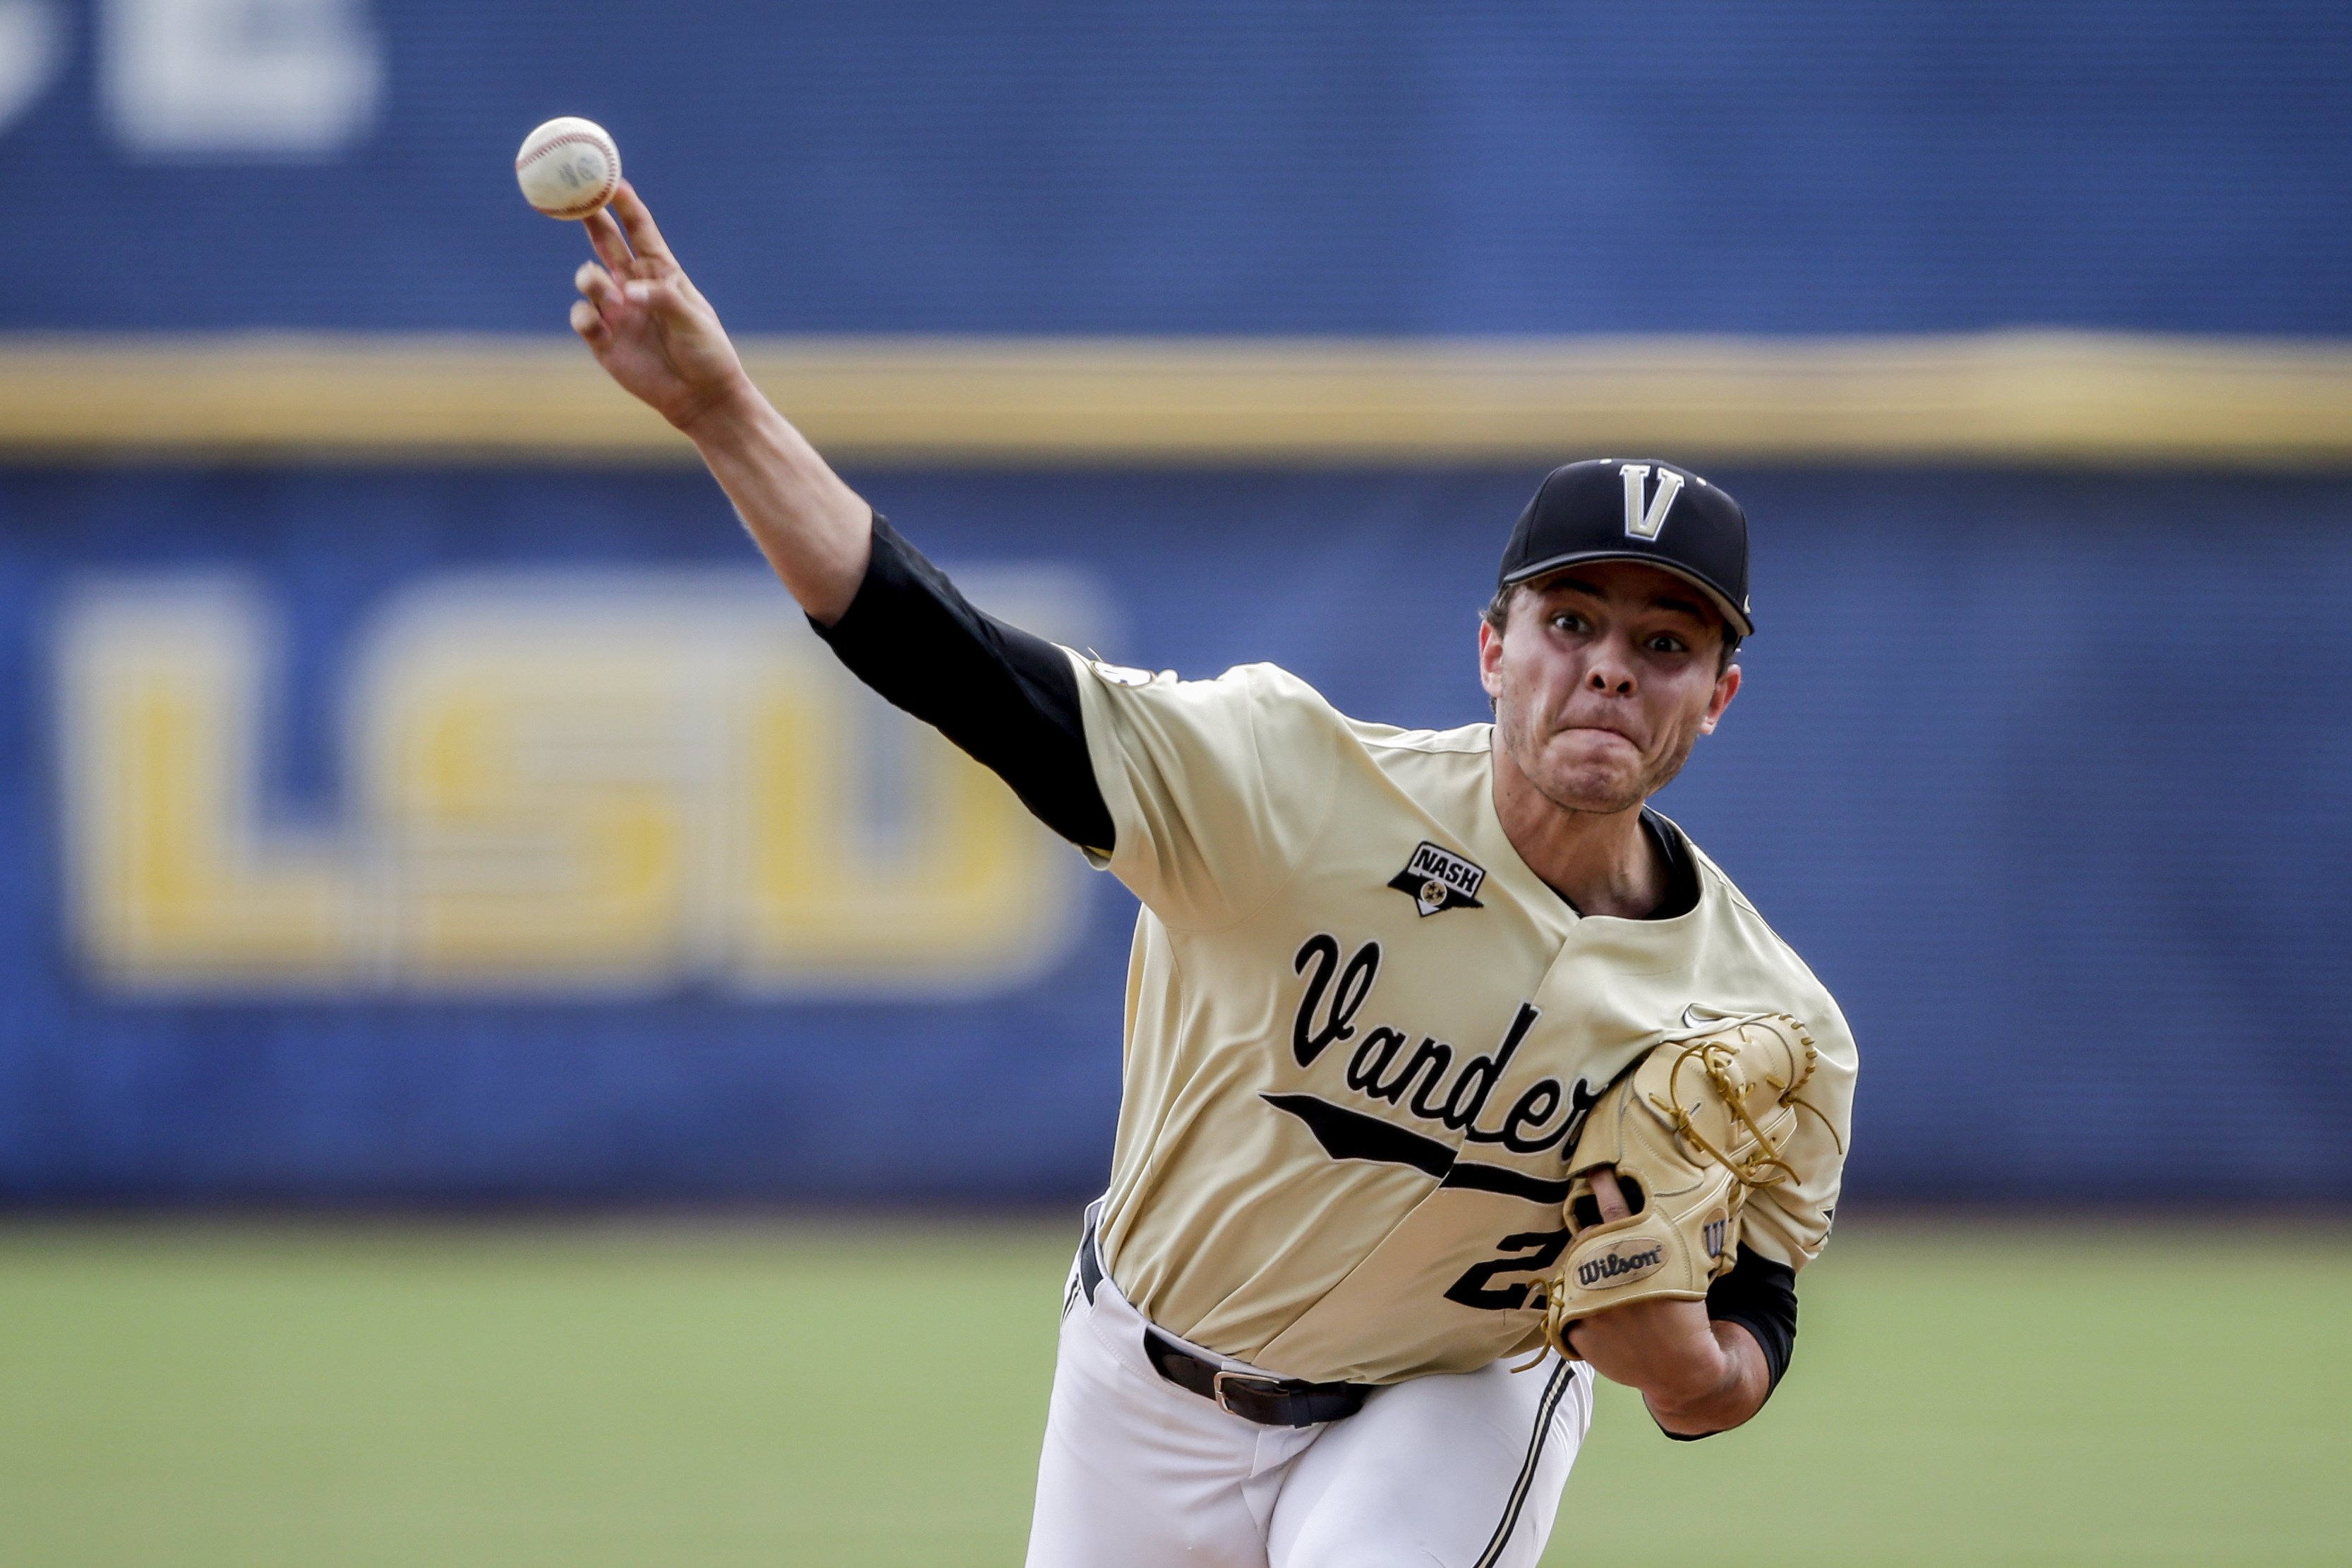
top-left (1528, 1015), bottom-right (1838, 1365)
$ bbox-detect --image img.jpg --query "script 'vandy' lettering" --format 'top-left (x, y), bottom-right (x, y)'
top-left (1289, 934), bottom-right (1593, 1154)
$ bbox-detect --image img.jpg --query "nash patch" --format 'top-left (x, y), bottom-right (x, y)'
top-left (1387, 840), bottom-right (1486, 917)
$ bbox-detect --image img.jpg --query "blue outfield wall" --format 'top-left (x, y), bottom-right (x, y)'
top-left (7, 0), bottom-right (2352, 337)
top-left (1, 464), bottom-right (2347, 1204)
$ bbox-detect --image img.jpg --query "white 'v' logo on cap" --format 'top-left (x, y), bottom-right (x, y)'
top-left (1619, 464), bottom-right (1686, 540)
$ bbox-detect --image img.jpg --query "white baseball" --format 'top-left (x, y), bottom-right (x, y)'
top-left (515, 116), bottom-right (621, 219)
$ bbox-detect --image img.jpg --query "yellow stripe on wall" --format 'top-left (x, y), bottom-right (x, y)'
top-left (5, 330), bottom-right (2351, 465)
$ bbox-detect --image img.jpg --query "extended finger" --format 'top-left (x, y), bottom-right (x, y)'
top-left (574, 260), bottom-right (622, 308)
top-left (619, 276), bottom-right (689, 321)
top-left (1588, 1166), bottom-right (1632, 1222)
top-left (607, 181), bottom-right (677, 265)
top-left (582, 207), bottom-right (635, 276)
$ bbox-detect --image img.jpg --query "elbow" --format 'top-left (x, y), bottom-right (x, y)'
top-left (1646, 1386), bottom-right (1764, 1440)
top-left (1643, 1320), bottom-right (1772, 1440)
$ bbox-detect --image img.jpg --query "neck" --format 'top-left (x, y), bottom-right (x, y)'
top-left (1488, 734), bottom-right (1666, 919)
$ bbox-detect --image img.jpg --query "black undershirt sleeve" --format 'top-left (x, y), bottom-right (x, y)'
top-left (1660, 1243), bottom-right (1799, 1441)
top-left (808, 512), bottom-right (1116, 852)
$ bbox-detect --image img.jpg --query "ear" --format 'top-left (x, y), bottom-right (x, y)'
top-left (1698, 663), bottom-right (1742, 735)
top-left (1478, 617), bottom-right (1507, 701)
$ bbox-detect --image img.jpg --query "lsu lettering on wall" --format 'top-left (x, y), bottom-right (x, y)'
top-left (54, 565), bottom-right (1109, 996)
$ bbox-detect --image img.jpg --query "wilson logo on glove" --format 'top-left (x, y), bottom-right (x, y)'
top-left (1574, 1241), bottom-right (1665, 1287)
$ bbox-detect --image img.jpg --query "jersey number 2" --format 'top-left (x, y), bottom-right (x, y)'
top-left (1443, 1229), bottom-right (1571, 1311)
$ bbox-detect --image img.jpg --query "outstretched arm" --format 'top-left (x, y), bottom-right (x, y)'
top-left (569, 181), bottom-right (871, 623)
top-left (565, 183), bottom-right (1114, 849)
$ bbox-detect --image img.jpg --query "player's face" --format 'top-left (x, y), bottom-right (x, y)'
top-left (1477, 562), bottom-right (1741, 817)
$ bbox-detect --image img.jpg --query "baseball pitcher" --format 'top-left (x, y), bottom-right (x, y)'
top-left (562, 183), bottom-right (1857, 1568)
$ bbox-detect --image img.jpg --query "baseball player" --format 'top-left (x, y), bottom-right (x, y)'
top-left (563, 184), bottom-right (1856, 1568)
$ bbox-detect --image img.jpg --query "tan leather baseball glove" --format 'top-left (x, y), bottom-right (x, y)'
top-left (1538, 1012), bottom-right (1824, 1358)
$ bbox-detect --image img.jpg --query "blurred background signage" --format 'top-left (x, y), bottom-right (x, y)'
top-left (0, 1), bottom-right (2344, 1207)
top-left (2, 8), bottom-right (2346, 1563)
top-left (4, 0), bottom-right (380, 153)
top-left (56, 566), bottom-right (1101, 994)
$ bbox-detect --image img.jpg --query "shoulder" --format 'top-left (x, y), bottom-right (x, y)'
top-left (1353, 716), bottom-right (1492, 756)
top-left (1068, 656), bottom-right (1368, 923)
top-left (1070, 653), bottom-right (1387, 754)
top-left (1674, 826), bottom-right (1859, 1063)
top-left (1066, 652), bottom-right (1353, 824)
top-left (1068, 652), bottom-right (1496, 804)
top-left (1070, 652), bottom-right (1328, 710)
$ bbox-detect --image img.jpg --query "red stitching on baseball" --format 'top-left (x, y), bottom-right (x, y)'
top-left (517, 130), bottom-right (619, 215)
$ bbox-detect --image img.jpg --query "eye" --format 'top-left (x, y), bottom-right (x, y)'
top-left (1550, 611), bottom-right (1588, 634)
top-left (1646, 633), bottom-right (1688, 654)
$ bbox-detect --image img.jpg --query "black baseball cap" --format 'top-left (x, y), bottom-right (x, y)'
top-left (1497, 459), bottom-right (1754, 639)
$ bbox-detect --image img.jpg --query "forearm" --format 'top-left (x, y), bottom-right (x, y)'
top-left (562, 186), bottom-right (1105, 842)
top-left (1568, 1299), bottom-right (1771, 1437)
top-left (566, 183), bottom-right (869, 619)
top-left (1641, 1318), bottom-right (1771, 1437)
top-left (681, 382), bottom-right (872, 624)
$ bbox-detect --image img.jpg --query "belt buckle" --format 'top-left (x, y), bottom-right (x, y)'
top-left (1210, 1367), bottom-right (1285, 1416)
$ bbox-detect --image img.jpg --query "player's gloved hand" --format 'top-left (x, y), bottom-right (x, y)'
top-left (1537, 1013), bottom-right (1828, 1435)
top-left (1564, 1169), bottom-right (1768, 1435)
top-left (1542, 1013), bottom-right (1818, 1337)
top-left (570, 181), bottom-right (755, 434)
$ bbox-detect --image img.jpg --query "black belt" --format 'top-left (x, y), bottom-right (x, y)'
top-left (1080, 1212), bottom-right (1368, 1429)
top-left (1142, 1331), bottom-right (1369, 1428)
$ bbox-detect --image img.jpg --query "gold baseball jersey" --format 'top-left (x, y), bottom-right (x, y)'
top-left (1070, 653), bottom-right (1857, 1388)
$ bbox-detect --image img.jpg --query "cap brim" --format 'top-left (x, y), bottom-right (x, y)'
top-left (1500, 550), bottom-right (1754, 639)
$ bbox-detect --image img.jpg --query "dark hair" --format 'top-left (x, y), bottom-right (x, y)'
top-left (1482, 582), bottom-right (1742, 672)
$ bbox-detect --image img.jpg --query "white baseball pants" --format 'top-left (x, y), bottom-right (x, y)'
top-left (1024, 1241), bottom-right (1593, 1568)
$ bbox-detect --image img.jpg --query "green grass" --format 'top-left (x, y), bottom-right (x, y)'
top-left (1567, 1221), bottom-right (2350, 1567)
top-left (0, 1217), bottom-right (2343, 1567)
